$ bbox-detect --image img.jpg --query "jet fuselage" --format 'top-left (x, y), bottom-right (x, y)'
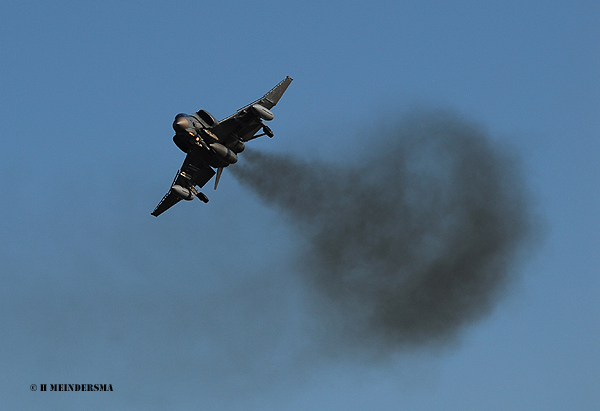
top-left (172, 113), bottom-right (240, 168)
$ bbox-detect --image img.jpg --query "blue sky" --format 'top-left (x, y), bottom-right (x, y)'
top-left (1, 1), bottom-right (598, 409)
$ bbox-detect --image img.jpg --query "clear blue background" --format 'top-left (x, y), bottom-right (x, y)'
top-left (1, 1), bottom-right (598, 409)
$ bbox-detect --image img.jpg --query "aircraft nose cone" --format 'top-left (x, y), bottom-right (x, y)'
top-left (173, 116), bottom-right (189, 131)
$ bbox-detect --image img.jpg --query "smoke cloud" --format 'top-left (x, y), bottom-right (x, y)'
top-left (232, 109), bottom-right (537, 354)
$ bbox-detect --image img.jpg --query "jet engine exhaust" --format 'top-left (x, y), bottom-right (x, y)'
top-left (231, 109), bottom-right (539, 353)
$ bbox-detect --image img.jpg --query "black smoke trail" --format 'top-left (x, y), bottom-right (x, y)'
top-left (232, 109), bottom-right (538, 353)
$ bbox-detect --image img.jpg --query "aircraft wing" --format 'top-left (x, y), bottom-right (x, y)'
top-left (238, 75), bottom-right (293, 110)
top-left (151, 152), bottom-right (216, 217)
top-left (211, 76), bottom-right (292, 144)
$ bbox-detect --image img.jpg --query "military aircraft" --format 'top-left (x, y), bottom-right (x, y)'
top-left (151, 76), bottom-right (293, 217)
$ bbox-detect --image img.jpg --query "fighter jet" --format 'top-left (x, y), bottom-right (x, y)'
top-left (151, 76), bottom-right (293, 217)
